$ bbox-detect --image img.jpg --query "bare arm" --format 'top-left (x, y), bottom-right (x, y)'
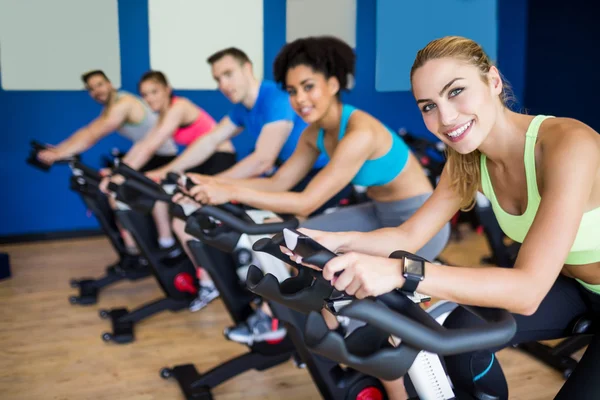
top-left (323, 124), bottom-right (600, 315)
top-left (194, 128), bottom-right (377, 217)
top-left (121, 102), bottom-right (185, 170)
top-left (216, 120), bottom-right (294, 179)
top-left (416, 127), bottom-right (599, 314)
top-left (335, 167), bottom-right (462, 257)
top-left (208, 127), bottom-right (320, 192)
top-left (54, 100), bottom-right (131, 157)
top-left (160, 117), bottom-right (239, 173)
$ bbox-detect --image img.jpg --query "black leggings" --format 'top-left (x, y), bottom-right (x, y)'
top-left (139, 154), bottom-right (177, 172)
top-left (443, 275), bottom-right (600, 399)
top-left (185, 152), bottom-right (236, 175)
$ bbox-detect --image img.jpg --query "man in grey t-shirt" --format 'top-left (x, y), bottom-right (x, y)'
top-left (38, 70), bottom-right (177, 166)
top-left (38, 70), bottom-right (179, 254)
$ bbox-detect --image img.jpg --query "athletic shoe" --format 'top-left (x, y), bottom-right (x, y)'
top-left (224, 309), bottom-right (287, 345)
top-left (189, 284), bottom-right (220, 312)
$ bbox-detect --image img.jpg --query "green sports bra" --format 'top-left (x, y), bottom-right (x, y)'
top-left (480, 115), bottom-right (600, 289)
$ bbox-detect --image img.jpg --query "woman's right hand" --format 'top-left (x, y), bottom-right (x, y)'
top-left (99, 176), bottom-right (111, 194)
top-left (99, 168), bottom-right (112, 178)
top-left (187, 172), bottom-right (216, 185)
top-left (145, 168), bottom-right (167, 183)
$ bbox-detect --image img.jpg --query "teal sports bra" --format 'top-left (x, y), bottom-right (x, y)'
top-left (315, 104), bottom-right (410, 187)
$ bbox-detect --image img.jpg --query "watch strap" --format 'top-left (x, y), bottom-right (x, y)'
top-left (400, 276), bottom-right (420, 293)
top-left (389, 250), bottom-right (427, 294)
top-left (388, 250), bottom-right (430, 263)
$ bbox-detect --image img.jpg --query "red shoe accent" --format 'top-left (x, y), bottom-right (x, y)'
top-left (266, 318), bottom-right (284, 345)
top-left (356, 387), bottom-right (383, 400)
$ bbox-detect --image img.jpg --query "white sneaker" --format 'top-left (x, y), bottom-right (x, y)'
top-left (189, 284), bottom-right (220, 312)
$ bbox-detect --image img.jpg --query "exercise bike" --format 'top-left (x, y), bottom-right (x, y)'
top-left (97, 162), bottom-right (199, 344)
top-left (159, 191), bottom-right (300, 399)
top-left (395, 131), bottom-right (595, 382)
top-left (26, 141), bottom-right (152, 305)
top-left (158, 180), bottom-right (396, 400)
top-left (246, 230), bottom-right (518, 400)
top-left (470, 193), bottom-right (595, 379)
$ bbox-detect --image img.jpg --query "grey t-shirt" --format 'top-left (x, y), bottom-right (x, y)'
top-left (115, 91), bottom-right (178, 156)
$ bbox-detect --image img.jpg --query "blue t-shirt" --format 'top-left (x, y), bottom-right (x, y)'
top-left (228, 80), bottom-right (327, 169)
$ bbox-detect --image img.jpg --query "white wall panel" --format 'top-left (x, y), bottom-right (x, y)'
top-left (149, 0), bottom-right (264, 90)
top-left (0, 0), bottom-right (121, 90)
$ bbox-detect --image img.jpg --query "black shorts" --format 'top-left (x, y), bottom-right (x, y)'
top-left (442, 275), bottom-right (600, 399)
top-left (184, 152), bottom-right (236, 175)
top-left (140, 154), bottom-right (177, 172)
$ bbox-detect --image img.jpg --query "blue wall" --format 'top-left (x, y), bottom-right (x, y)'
top-left (0, 0), bottom-right (528, 237)
top-left (338, 0), bottom-right (528, 139)
top-left (375, 0), bottom-right (498, 92)
top-left (524, 0), bottom-right (599, 131)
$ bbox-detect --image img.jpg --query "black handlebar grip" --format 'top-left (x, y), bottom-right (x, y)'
top-left (114, 163), bottom-right (162, 191)
top-left (252, 237), bottom-right (307, 271)
top-left (30, 140), bottom-right (48, 150)
top-left (107, 182), bottom-right (119, 193)
top-left (302, 251), bottom-right (337, 270)
top-left (270, 232), bottom-right (285, 246)
top-left (340, 300), bottom-right (517, 356)
top-left (196, 206), bottom-right (298, 235)
top-left (71, 161), bottom-right (101, 181)
top-left (185, 176), bottom-right (195, 191)
top-left (168, 172), bottom-right (194, 191)
top-left (303, 310), bottom-right (420, 381)
top-left (219, 203), bottom-right (247, 217)
top-left (124, 179), bottom-right (172, 202)
top-left (165, 172), bottom-right (181, 185)
top-left (246, 265), bottom-right (329, 314)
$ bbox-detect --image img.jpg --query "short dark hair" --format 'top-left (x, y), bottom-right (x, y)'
top-left (81, 70), bottom-right (110, 85)
top-left (273, 36), bottom-right (356, 94)
top-left (138, 70), bottom-right (169, 91)
top-left (207, 47), bottom-right (252, 66)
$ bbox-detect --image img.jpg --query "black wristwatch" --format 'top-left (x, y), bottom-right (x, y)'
top-left (390, 250), bottom-right (426, 294)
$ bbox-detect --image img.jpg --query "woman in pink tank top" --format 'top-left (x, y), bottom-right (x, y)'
top-left (133, 72), bottom-right (237, 309)
top-left (121, 70), bottom-right (234, 171)
top-left (169, 96), bottom-right (216, 146)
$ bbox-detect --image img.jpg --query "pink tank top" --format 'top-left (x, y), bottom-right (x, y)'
top-left (171, 97), bottom-right (216, 146)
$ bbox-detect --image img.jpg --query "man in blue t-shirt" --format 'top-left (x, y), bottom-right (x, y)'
top-left (149, 47), bottom-right (334, 313)
top-left (148, 47), bottom-right (326, 181)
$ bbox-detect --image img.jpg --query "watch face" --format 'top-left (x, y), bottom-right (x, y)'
top-left (405, 259), bottom-right (423, 276)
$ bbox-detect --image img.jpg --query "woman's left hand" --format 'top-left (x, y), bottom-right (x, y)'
top-left (110, 174), bottom-right (125, 186)
top-left (188, 181), bottom-right (233, 205)
top-left (171, 192), bottom-right (202, 210)
top-left (186, 173), bottom-right (215, 185)
top-left (99, 174), bottom-right (125, 194)
top-left (322, 252), bottom-right (405, 299)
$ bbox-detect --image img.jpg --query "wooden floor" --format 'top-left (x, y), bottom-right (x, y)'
top-left (0, 229), bottom-right (574, 400)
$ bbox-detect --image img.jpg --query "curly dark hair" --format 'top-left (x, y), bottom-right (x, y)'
top-left (273, 36), bottom-right (355, 95)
